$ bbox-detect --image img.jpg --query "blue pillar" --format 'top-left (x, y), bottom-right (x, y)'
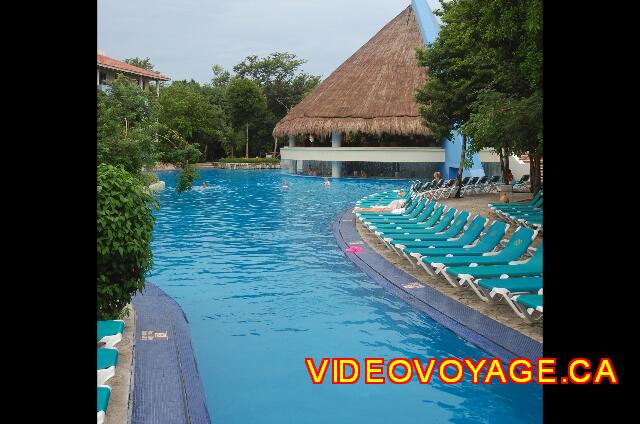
top-left (331, 132), bottom-right (342, 178)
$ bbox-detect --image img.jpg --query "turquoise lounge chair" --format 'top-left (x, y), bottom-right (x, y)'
top-left (408, 221), bottom-right (510, 273)
top-left (489, 190), bottom-right (542, 210)
top-left (472, 276), bottom-right (543, 303)
top-left (509, 293), bottom-right (543, 322)
top-left (366, 204), bottom-right (444, 236)
top-left (97, 347), bottom-right (119, 385)
top-left (97, 385), bottom-right (111, 424)
top-left (447, 242), bottom-right (543, 288)
top-left (394, 215), bottom-right (489, 264)
top-left (376, 208), bottom-right (457, 241)
top-left (97, 320), bottom-right (125, 348)
top-left (357, 196), bottom-right (425, 219)
top-left (359, 198), bottom-right (428, 223)
top-left (426, 227), bottom-right (538, 286)
top-left (367, 201), bottom-right (437, 228)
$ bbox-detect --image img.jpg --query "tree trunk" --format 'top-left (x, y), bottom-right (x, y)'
top-left (273, 136), bottom-right (278, 155)
top-left (204, 144), bottom-right (208, 162)
top-left (454, 135), bottom-right (467, 198)
top-left (246, 122), bottom-right (249, 158)
top-left (530, 152), bottom-right (542, 194)
top-left (501, 147), bottom-right (510, 184)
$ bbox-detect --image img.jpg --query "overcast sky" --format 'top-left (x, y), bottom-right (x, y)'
top-left (98, 0), bottom-right (426, 83)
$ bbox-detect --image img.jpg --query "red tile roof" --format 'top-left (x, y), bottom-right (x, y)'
top-left (97, 54), bottom-right (170, 81)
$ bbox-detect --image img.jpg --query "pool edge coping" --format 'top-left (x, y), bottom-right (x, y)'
top-left (332, 206), bottom-right (543, 363)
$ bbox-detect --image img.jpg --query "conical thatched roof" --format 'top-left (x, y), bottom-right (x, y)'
top-left (273, 6), bottom-right (429, 138)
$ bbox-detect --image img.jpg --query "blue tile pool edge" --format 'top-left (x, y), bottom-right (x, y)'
top-left (333, 206), bottom-right (543, 363)
top-left (131, 283), bottom-right (212, 424)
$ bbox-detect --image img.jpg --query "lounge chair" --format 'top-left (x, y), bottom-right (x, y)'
top-left (373, 207), bottom-right (459, 236)
top-left (426, 227), bottom-right (538, 286)
top-left (395, 215), bottom-right (488, 265)
top-left (472, 176), bottom-right (488, 194)
top-left (97, 385), bottom-right (111, 424)
top-left (473, 276), bottom-right (543, 303)
top-left (376, 207), bottom-right (458, 242)
top-left (408, 221), bottom-right (510, 273)
top-left (446, 241), bottom-right (543, 289)
top-left (513, 174), bottom-right (531, 191)
top-left (509, 293), bottom-right (543, 322)
top-left (97, 320), bottom-right (125, 348)
top-left (365, 200), bottom-right (436, 227)
top-left (367, 202), bottom-right (443, 229)
top-left (382, 210), bottom-right (471, 255)
top-left (462, 177), bottom-right (479, 195)
top-left (357, 196), bottom-right (426, 220)
top-left (484, 175), bottom-right (501, 192)
top-left (97, 347), bottom-right (119, 385)
top-left (489, 190), bottom-right (542, 210)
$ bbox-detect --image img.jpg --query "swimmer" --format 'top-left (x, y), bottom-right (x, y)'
top-left (282, 181), bottom-right (289, 189)
top-left (323, 177), bottom-right (331, 187)
top-left (201, 181), bottom-right (207, 188)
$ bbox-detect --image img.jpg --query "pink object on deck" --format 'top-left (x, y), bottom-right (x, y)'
top-left (345, 246), bottom-right (364, 253)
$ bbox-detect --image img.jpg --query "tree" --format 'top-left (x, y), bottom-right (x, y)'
top-left (97, 74), bottom-right (160, 174)
top-left (97, 164), bottom-right (156, 319)
top-left (415, 1), bottom-right (491, 197)
top-left (233, 52), bottom-right (321, 121)
top-left (125, 57), bottom-right (155, 71)
top-left (158, 81), bottom-right (230, 157)
top-left (97, 75), bottom-right (203, 193)
top-left (226, 78), bottom-right (270, 157)
top-left (416, 0), bottom-right (543, 194)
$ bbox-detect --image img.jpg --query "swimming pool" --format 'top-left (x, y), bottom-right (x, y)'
top-left (149, 169), bottom-right (542, 423)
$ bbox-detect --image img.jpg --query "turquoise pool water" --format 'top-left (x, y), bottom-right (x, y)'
top-left (149, 169), bottom-right (542, 424)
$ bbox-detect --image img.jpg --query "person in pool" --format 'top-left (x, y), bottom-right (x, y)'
top-left (323, 177), bottom-right (331, 187)
top-left (201, 181), bottom-right (207, 188)
top-left (282, 181), bottom-right (289, 189)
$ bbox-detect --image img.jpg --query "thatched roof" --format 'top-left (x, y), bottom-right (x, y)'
top-left (273, 6), bottom-right (429, 138)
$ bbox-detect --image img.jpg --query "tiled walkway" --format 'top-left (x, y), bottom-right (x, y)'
top-left (131, 283), bottom-right (211, 424)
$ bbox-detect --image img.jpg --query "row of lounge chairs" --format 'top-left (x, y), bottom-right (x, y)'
top-left (355, 190), bottom-right (543, 322)
top-left (489, 190), bottom-right (543, 230)
top-left (417, 176), bottom-right (503, 199)
top-left (97, 320), bottom-right (125, 424)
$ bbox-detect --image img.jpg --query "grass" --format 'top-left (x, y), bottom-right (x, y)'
top-left (218, 157), bottom-right (280, 164)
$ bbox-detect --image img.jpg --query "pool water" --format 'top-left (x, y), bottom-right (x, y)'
top-left (149, 169), bottom-right (542, 424)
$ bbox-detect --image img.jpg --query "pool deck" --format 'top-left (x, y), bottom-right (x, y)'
top-left (333, 206), bottom-right (543, 363)
top-left (131, 283), bottom-right (211, 424)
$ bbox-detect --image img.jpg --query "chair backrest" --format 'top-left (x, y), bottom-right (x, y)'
top-left (457, 215), bottom-right (489, 243)
top-left (415, 200), bottom-right (436, 221)
top-left (520, 174), bottom-right (530, 183)
top-left (423, 203), bottom-right (446, 227)
top-left (490, 175), bottom-right (501, 183)
top-left (407, 197), bottom-right (429, 218)
top-left (525, 242), bottom-right (543, 269)
top-left (531, 196), bottom-right (543, 209)
top-left (440, 210), bottom-right (470, 236)
top-left (476, 176), bottom-right (488, 184)
top-left (468, 176), bottom-right (479, 185)
top-left (461, 176), bottom-right (471, 185)
top-left (528, 190), bottom-right (543, 205)
top-left (494, 227), bottom-right (536, 260)
top-left (431, 208), bottom-right (457, 232)
top-left (475, 221), bottom-right (510, 251)
top-left (405, 196), bottom-right (426, 214)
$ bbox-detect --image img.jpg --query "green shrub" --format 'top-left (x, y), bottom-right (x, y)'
top-left (137, 172), bottom-right (159, 186)
top-left (218, 157), bottom-right (279, 164)
top-left (97, 164), bottom-right (157, 319)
